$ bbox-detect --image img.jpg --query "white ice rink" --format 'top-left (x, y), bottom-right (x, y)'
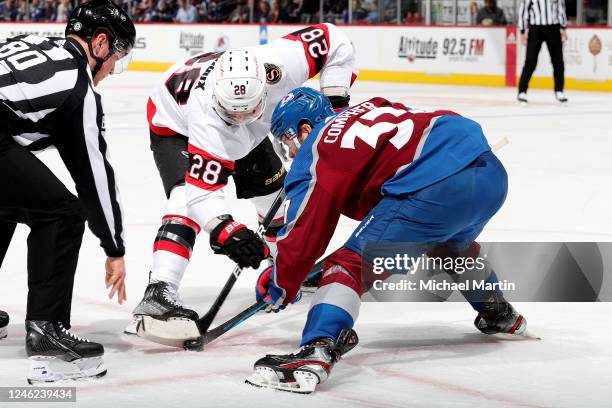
top-left (1, 72), bottom-right (612, 407)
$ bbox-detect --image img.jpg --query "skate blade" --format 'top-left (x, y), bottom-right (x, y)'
top-left (137, 315), bottom-right (200, 348)
top-left (519, 329), bottom-right (542, 340)
top-left (123, 316), bottom-right (141, 335)
top-left (0, 327), bottom-right (6, 340)
top-left (245, 367), bottom-right (317, 394)
top-left (27, 356), bottom-right (106, 384)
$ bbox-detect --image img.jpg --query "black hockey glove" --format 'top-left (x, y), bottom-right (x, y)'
top-left (210, 216), bottom-right (270, 269)
top-left (328, 94), bottom-right (351, 110)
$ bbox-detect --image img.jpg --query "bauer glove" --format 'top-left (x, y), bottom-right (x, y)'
top-left (210, 216), bottom-right (270, 269)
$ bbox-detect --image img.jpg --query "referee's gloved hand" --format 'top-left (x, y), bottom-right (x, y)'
top-left (210, 216), bottom-right (270, 269)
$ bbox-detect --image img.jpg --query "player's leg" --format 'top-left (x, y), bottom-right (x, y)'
top-left (233, 137), bottom-right (286, 255)
top-left (248, 247), bottom-right (362, 391)
top-left (440, 153), bottom-right (526, 334)
top-left (131, 131), bottom-right (199, 325)
top-left (518, 26), bottom-right (545, 100)
top-left (544, 25), bottom-right (567, 101)
top-left (0, 135), bottom-right (104, 382)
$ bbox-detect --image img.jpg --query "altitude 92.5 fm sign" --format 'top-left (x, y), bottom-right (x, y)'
top-left (380, 27), bottom-right (506, 75)
top-left (398, 36), bottom-right (485, 62)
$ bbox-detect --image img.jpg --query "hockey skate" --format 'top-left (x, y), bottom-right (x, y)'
top-left (474, 299), bottom-right (527, 336)
top-left (132, 281), bottom-right (200, 342)
top-left (555, 91), bottom-right (568, 105)
top-left (517, 92), bottom-right (528, 106)
top-left (26, 321), bottom-right (106, 384)
top-left (246, 329), bottom-right (358, 394)
top-left (0, 310), bottom-right (8, 340)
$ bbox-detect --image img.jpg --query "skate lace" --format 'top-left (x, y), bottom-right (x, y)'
top-left (57, 323), bottom-right (88, 342)
top-left (162, 284), bottom-right (185, 307)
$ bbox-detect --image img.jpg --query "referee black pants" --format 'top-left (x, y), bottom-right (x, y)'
top-left (0, 134), bottom-right (85, 327)
top-left (518, 24), bottom-right (565, 93)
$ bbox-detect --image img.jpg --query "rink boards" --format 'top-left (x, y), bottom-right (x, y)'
top-left (1, 22), bottom-right (611, 92)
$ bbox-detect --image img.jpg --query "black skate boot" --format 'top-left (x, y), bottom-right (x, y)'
top-left (133, 281), bottom-right (198, 321)
top-left (26, 321), bottom-right (106, 384)
top-left (474, 299), bottom-right (526, 335)
top-left (0, 310), bottom-right (8, 340)
top-left (246, 329), bottom-right (358, 394)
top-left (129, 280), bottom-right (200, 341)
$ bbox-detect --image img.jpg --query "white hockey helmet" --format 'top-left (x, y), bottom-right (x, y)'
top-left (212, 48), bottom-right (267, 126)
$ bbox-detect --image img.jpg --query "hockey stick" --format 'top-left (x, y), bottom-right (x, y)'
top-left (138, 189), bottom-right (286, 348)
top-left (184, 252), bottom-right (335, 350)
top-left (185, 299), bottom-right (268, 350)
top-left (491, 136), bottom-right (509, 152)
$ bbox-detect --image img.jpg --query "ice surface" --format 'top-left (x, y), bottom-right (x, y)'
top-left (1, 72), bottom-right (611, 407)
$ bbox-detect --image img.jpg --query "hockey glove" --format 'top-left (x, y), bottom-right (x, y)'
top-left (255, 265), bottom-right (301, 313)
top-left (210, 216), bottom-right (270, 269)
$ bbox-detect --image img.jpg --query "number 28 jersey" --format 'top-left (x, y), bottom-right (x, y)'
top-left (147, 24), bottom-right (356, 218)
top-left (274, 98), bottom-right (492, 299)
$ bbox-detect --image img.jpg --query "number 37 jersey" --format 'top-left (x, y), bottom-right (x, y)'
top-left (275, 98), bottom-right (491, 291)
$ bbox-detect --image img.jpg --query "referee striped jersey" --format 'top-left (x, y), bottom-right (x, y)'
top-left (518, 0), bottom-right (567, 33)
top-left (0, 35), bottom-right (125, 257)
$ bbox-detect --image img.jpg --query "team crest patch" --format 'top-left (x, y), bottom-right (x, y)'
top-left (265, 63), bottom-right (282, 84)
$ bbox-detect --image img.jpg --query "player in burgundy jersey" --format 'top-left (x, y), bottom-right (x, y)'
top-left (246, 87), bottom-right (527, 393)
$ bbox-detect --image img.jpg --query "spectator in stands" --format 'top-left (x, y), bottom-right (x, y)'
top-left (284, 0), bottom-right (301, 22)
top-left (55, 0), bottom-right (71, 22)
top-left (195, 0), bottom-right (207, 21)
top-left (229, 0), bottom-right (249, 22)
top-left (255, 0), bottom-right (271, 22)
top-left (405, 0), bottom-right (422, 24)
top-left (343, 0), bottom-right (369, 23)
top-left (29, 0), bottom-right (44, 21)
top-left (269, 0), bottom-right (289, 22)
top-left (142, 0), bottom-right (160, 21)
top-left (364, 0), bottom-right (378, 23)
top-left (476, 0), bottom-right (507, 25)
top-left (1, 0), bottom-right (19, 21)
top-left (38, 0), bottom-right (56, 21)
top-left (206, 0), bottom-right (226, 22)
top-left (157, 0), bottom-right (177, 21)
top-left (296, 0), bottom-right (319, 23)
top-left (175, 0), bottom-right (197, 22)
top-left (16, 0), bottom-right (28, 20)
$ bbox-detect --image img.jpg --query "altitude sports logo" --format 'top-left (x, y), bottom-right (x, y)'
top-left (398, 36), bottom-right (439, 62)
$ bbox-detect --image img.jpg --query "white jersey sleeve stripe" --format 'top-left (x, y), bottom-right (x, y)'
top-left (83, 85), bottom-right (120, 249)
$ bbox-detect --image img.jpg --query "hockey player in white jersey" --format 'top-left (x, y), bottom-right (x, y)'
top-left (130, 24), bottom-right (356, 333)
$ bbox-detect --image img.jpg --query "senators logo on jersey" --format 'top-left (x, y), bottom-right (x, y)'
top-left (265, 63), bottom-right (282, 84)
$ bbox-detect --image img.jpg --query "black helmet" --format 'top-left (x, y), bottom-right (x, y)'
top-left (66, 0), bottom-right (136, 58)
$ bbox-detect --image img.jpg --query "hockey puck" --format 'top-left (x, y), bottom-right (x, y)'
top-left (183, 338), bottom-right (204, 351)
